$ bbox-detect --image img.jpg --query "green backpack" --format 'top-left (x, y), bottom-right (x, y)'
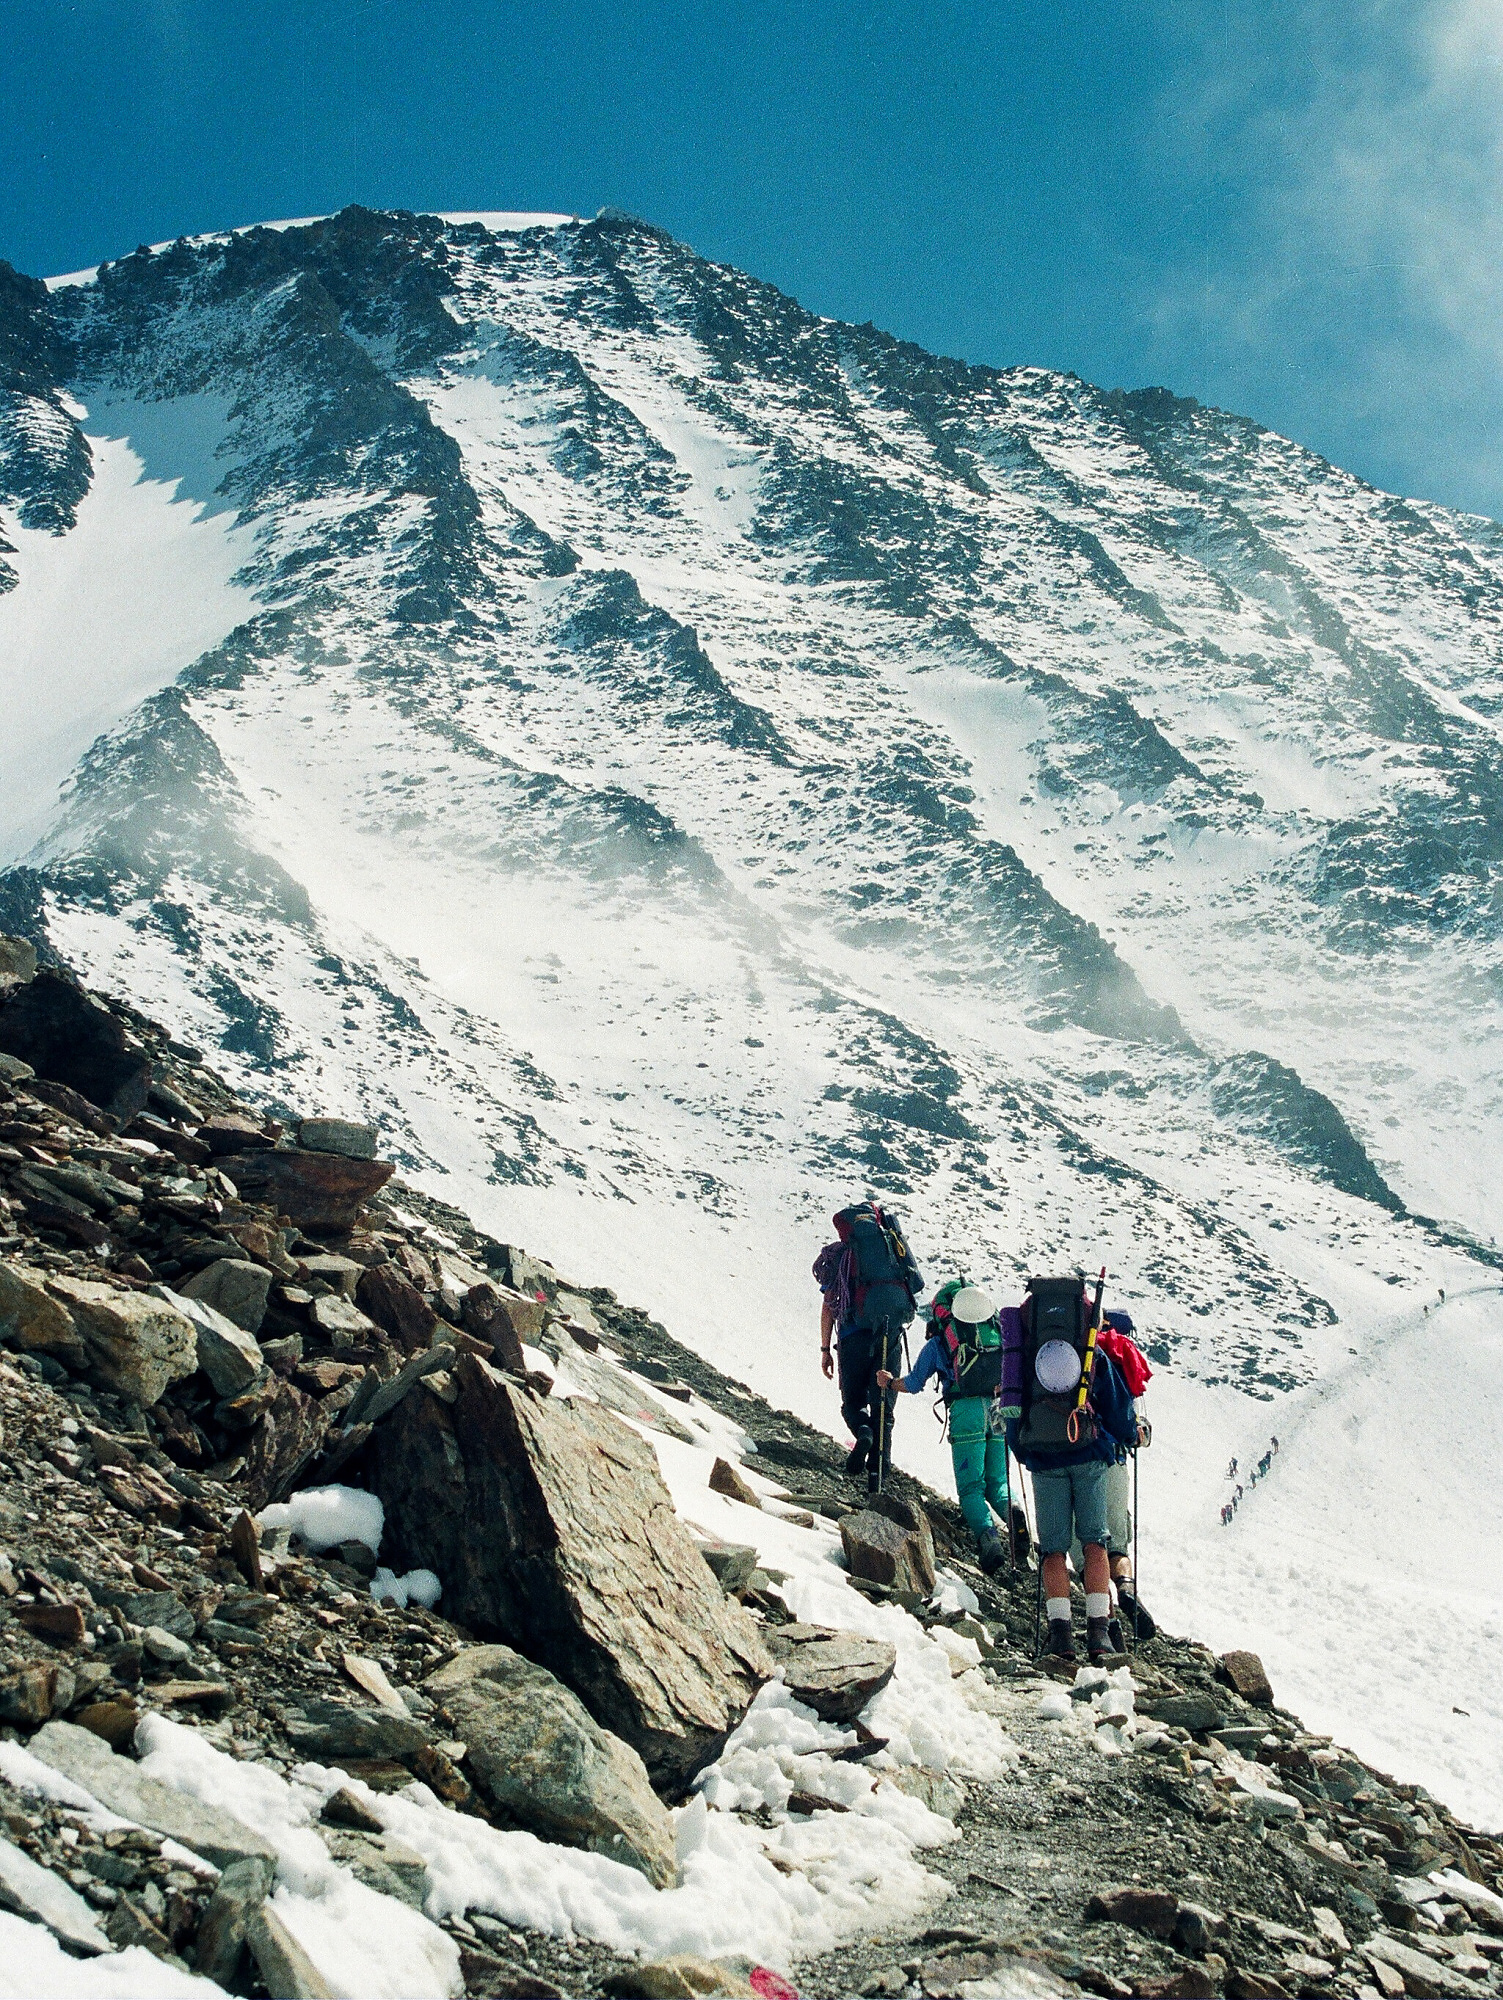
top-left (933, 1279), bottom-right (1002, 1403)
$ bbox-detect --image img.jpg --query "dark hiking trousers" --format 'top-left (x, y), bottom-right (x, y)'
top-left (838, 1322), bottom-right (898, 1488)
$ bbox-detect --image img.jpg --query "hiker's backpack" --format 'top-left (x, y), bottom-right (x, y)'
top-left (1015, 1275), bottom-right (1098, 1451)
top-left (837, 1202), bottom-right (918, 1333)
top-left (932, 1280), bottom-right (1003, 1403)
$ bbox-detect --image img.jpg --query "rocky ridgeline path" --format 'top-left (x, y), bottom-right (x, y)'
top-left (0, 934), bottom-right (1499, 2000)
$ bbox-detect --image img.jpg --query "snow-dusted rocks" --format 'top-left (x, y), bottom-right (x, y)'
top-left (425, 1644), bottom-right (679, 1888)
top-left (27, 1720), bottom-right (278, 1885)
top-left (763, 1625), bottom-right (897, 1724)
top-left (373, 1355), bottom-right (771, 1788)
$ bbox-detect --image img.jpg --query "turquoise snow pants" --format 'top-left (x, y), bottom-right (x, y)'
top-left (948, 1395), bottom-right (1009, 1538)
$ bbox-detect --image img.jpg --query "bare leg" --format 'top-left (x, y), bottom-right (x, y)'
top-left (1042, 1552), bottom-right (1070, 1598)
top-left (1084, 1542), bottom-right (1109, 1596)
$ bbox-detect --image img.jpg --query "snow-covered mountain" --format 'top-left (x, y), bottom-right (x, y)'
top-left (2, 207), bottom-right (1501, 1824)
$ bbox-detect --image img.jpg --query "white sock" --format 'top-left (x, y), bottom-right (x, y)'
top-left (1046, 1597), bottom-right (1071, 1624)
top-left (1085, 1593), bottom-right (1111, 1621)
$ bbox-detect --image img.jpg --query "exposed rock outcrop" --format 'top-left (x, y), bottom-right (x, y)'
top-left (426, 1644), bottom-right (678, 1886)
top-left (373, 1355), bottom-right (771, 1787)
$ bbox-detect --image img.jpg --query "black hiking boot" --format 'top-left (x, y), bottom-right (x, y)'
top-left (1107, 1615), bottom-right (1126, 1655)
top-left (976, 1527), bottom-right (1005, 1577)
top-left (844, 1432), bottom-right (870, 1481)
top-left (1045, 1618), bottom-right (1075, 1662)
top-left (1117, 1588), bottom-right (1156, 1640)
top-left (1009, 1503), bottom-right (1031, 1561)
top-left (1086, 1616), bottom-right (1116, 1665)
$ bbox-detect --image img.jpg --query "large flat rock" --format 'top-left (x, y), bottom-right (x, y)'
top-left (426, 1644), bottom-right (678, 1886)
top-left (28, 1720), bottom-right (278, 1884)
top-left (216, 1147), bottom-right (394, 1228)
top-left (373, 1354), bottom-right (770, 1789)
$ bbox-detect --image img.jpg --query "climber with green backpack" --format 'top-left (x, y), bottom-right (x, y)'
top-left (877, 1281), bottom-right (1014, 1576)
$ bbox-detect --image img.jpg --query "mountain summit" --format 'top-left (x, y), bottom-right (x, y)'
top-left (3, 203), bottom-right (1501, 1322)
top-left (2, 203), bottom-right (1503, 1824)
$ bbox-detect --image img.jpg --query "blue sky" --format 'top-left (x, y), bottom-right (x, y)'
top-left (5, 0), bottom-right (1502, 518)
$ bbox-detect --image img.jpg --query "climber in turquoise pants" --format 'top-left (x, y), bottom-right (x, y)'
top-left (877, 1280), bottom-right (1011, 1576)
top-left (947, 1393), bottom-right (1011, 1542)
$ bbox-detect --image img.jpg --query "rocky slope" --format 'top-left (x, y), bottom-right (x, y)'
top-left (0, 942), bottom-right (1501, 2000)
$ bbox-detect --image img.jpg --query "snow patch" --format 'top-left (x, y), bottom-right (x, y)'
top-left (259, 1484), bottom-right (384, 1554)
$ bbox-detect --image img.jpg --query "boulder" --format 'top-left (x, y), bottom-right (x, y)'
top-left (373, 1355), bottom-right (771, 1789)
top-left (310, 1293), bottom-right (379, 1348)
top-left (246, 1901), bottom-right (336, 2000)
top-left (0, 1261), bottom-right (88, 1368)
top-left (284, 1700), bottom-right (430, 1761)
top-left (1138, 1693), bottom-right (1226, 1733)
top-left (426, 1644), bottom-right (678, 1887)
top-left (201, 1113), bottom-right (275, 1155)
top-left (0, 1052), bottom-right (35, 1081)
top-left (193, 1856), bottom-right (269, 1987)
top-left (764, 1625), bottom-right (897, 1723)
top-left (0, 935), bottom-right (38, 996)
top-left (1365, 1934), bottom-right (1482, 1998)
top-left (15, 1602), bottom-right (86, 1647)
top-left (242, 1377), bottom-right (334, 1509)
top-left (180, 1258), bottom-right (272, 1335)
top-left (880, 1766), bottom-right (965, 1819)
top-left (297, 1117), bottom-right (378, 1159)
top-left (45, 1276), bottom-right (197, 1403)
top-left (1085, 1885), bottom-right (1181, 1937)
top-left (698, 1540), bottom-right (758, 1594)
top-left (215, 1148), bottom-right (394, 1229)
top-left (840, 1504), bottom-right (937, 1597)
top-left (0, 1662), bottom-right (73, 1724)
top-left (296, 1253), bottom-right (364, 1295)
top-left (708, 1457), bottom-right (761, 1508)
top-left (356, 1263), bottom-right (439, 1353)
top-left (160, 1287), bottom-right (266, 1395)
top-left (0, 970), bottom-right (152, 1125)
top-left (460, 1282), bottom-right (531, 1371)
top-left (28, 1721), bottom-right (277, 1884)
top-left (1217, 1649), bottom-right (1274, 1706)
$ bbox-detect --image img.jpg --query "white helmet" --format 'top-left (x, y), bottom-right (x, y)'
top-left (948, 1285), bottom-right (996, 1325)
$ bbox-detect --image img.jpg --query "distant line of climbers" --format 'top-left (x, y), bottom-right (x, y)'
top-left (1220, 1437), bottom-right (1279, 1525)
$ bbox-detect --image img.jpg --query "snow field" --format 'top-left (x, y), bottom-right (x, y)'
top-left (0, 422), bottom-right (253, 861)
top-left (1141, 1292), bottom-right (1503, 1832)
top-left (0, 1910), bottom-right (227, 2000)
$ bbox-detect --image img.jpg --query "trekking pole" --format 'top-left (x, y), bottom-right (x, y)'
top-left (1131, 1446), bottom-right (1141, 1652)
top-left (873, 1323), bottom-right (890, 1496)
top-left (1033, 1533), bottom-right (1043, 1658)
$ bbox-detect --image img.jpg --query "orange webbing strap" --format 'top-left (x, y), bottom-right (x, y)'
top-left (1066, 1267), bottom-right (1107, 1445)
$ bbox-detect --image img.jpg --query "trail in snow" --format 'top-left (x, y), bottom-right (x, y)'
top-left (1143, 1293), bottom-right (1503, 1831)
top-left (1217, 1283), bottom-right (1503, 1527)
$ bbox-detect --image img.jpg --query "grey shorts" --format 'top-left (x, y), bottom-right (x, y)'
top-left (1031, 1458), bottom-right (1110, 1556)
top-left (1070, 1458), bottom-right (1132, 1565)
